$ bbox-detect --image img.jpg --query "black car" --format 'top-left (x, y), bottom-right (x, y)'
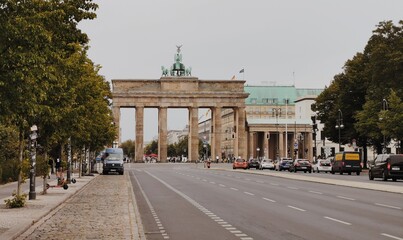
top-left (248, 159), bottom-right (260, 169)
top-left (289, 159), bottom-right (312, 173)
top-left (368, 154), bottom-right (403, 181)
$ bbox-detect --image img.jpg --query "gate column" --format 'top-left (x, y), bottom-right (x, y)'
top-left (211, 107), bottom-right (222, 161)
top-left (135, 107), bottom-right (144, 163)
top-left (112, 105), bottom-right (121, 144)
top-left (158, 107), bottom-right (168, 163)
top-left (188, 107), bottom-right (199, 162)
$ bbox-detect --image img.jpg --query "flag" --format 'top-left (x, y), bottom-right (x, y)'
top-left (239, 68), bottom-right (244, 73)
top-left (231, 75), bottom-right (236, 80)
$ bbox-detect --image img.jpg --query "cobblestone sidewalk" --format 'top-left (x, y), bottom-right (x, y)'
top-left (15, 174), bottom-right (144, 240)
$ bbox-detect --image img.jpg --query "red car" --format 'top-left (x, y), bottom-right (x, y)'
top-left (233, 158), bottom-right (248, 170)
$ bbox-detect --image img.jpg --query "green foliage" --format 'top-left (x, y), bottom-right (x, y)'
top-left (4, 192), bottom-right (27, 208)
top-left (145, 140), bottom-right (158, 155)
top-left (0, 124), bottom-right (20, 183)
top-left (120, 140), bottom-right (135, 159)
top-left (313, 20), bottom-right (403, 153)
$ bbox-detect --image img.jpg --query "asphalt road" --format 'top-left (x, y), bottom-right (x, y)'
top-left (128, 163), bottom-right (403, 240)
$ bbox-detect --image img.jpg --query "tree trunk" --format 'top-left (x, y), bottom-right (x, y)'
top-left (17, 129), bottom-right (24, 196)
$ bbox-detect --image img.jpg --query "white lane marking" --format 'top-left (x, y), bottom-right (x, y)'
top-left (244, 192), bottom-right (255, 196)
top-left (337, 195), bottom-right (355, 201)
top-left (210, 181), bottom-right (216, 184)
top-left (130, 172), bottom-right (170, 239)
top-left (144, 171), bottom-right (253, 240)
top-left (287, 205), bottom-right (306, 212)
top-left (381, 233), bottom-right (403, 240)
top-left (287, 186), bottom-right (299, 190)
top-left (309, 190), bottom-right (323, 195)
top-left (263, 197), bottom-right (276, 203)
top-left (324, 216), bottom-right (352, 225)
top-left (230, 187), bottom-right (239, 191)
top-left (219, 184), bottom-right (226, 187)
top-left (375, 203), bottom-right (402, 210)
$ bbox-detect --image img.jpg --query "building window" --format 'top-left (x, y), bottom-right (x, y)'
top-left (250, 98), bottom-right (257, 104)
top-left (262, 98), bottom-right (268, 104)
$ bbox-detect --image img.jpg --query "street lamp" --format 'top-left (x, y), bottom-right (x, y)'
top-left (382, 99), bottom-right (388, 153)
top-left (256, 147), bottom-right (260, 159)
top-left (29, 125), bottom-right (38, 200)
top-left (311, 113), bottom-right (318, 159)
top-left (335, 109), bottom-right (344, 151)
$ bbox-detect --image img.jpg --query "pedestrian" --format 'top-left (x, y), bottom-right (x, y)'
top-left (55, 158), bottom-right (61, 179)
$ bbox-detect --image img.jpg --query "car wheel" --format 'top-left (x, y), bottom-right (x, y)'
top-left (356, 171), bottom-right (360, 176)
top-left (331, 170), bottom-right (335, 174)
top-left (233, 167), bottom-right (235, 169)
top-left (294, 169), bottom-right (297, 173)
top-left (382, 170), bottom-right (388, 181)
top-left (369, 170), bottom-right (374, 180)
top-left (392, 177), bottom-right (397, 182)
top-left (304, 171), bottom-right (306, 173)
top-left (348, 172), bottom-right (351, 175)
top-left (309, 170), bottom-right (312, 173)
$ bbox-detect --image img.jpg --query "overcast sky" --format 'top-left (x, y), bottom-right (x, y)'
top-left (78, 0), bottom-right (403, 143)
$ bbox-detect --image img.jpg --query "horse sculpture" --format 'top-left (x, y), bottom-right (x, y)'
top-left (161, 66), bottom-right (169, 77)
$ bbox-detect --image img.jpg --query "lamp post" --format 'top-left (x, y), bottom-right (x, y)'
top-left (335, 109), bottom-right (344, 151)
top-left (29, 125), bottom-right (38, 200)
top-left (256, 147), bottom-right (260, 159)
top-left (382, 99), bottom-right (388, 153)
top-left (311, 113), bottom-right (318, 159)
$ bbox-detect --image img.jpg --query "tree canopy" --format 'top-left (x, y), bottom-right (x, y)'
top-left (313, 20), bottom-right (403, 156)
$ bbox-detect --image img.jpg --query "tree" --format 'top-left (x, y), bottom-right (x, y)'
top-left (313, 20), bottom-right (403, 160)
top-left (120, 140), bottom-right (135, 160)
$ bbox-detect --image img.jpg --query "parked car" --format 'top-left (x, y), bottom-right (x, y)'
top-left (233, 158), bottom-right (248, 170)
top-left (368, 154), bottom-right (403, 181)
top-left (331, 151), bottom-right (362, 175)
top-left (248, 159), bottom-right (260, 169)
top-left (289, 159), bottom-right (312, 173)
top-left (275, 158), bottom-right (293, 171)
top-left (313, 158), bottom-right (332, 173)
top-left (259, 159), bottom-right (275, 170)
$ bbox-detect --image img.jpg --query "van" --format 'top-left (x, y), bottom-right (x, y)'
top-left (102, 148), bottom-right (124, 175)
top-left (368, 154), bottom-right (403, 181)
top-left (331, 151), bottom-right (361, 175)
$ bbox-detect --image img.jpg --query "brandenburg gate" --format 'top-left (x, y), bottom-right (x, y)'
top-left (112, 47), bottom-right (249, 162)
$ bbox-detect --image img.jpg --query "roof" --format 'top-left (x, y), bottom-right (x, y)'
top-left (244, 85), bottom-right (323, 106)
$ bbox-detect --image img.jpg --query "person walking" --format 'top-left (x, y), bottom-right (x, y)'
top-left (48, 158), bottom-right (54, 179)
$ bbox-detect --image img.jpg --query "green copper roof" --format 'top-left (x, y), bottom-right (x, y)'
top-left (244, 85), bottom-right (323, 106)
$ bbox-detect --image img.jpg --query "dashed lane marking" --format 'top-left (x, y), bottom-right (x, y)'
top-left (375, 203), bottom-right (402, 210)
top-left (309, 190), bottom-right (323, 195)
top-left (262, 197), bottom-right (276, 203)
top-left (337, 195), bottom-right (355, 201)
top-left (324, 216), bottom-right (352, 225)
top-left (131, 172), bottom-right (170, 239)
top-left (144, 171), bottom-right (254, 240)
top-left (381, 233), bottom-right (403, 240)
top-left (244, 192), bottom-right (255, 196)
top-left (287, 205), bottom-right (306, 212)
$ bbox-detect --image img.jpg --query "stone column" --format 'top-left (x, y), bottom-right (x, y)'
top-left (264, 131), bottom-right (269, 159)
top-left (248, 132), bottom-right (254, 159)
top-left (237, 107), bottom-right (247, 160)
top-left (211, 107), bottom-right (222, 161)
top-left (279, 131), bottom-right (284, 158)
top-left (188, 107), bottom-right (199, 162)
top-left (158, 107), bottom-right (167, 163)
top-left (135, 107), bottom-right (144, 163)
top-left (112, 105), bottom-right (120, 144)
top-left (233, 108), bottom-right (239, 158)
